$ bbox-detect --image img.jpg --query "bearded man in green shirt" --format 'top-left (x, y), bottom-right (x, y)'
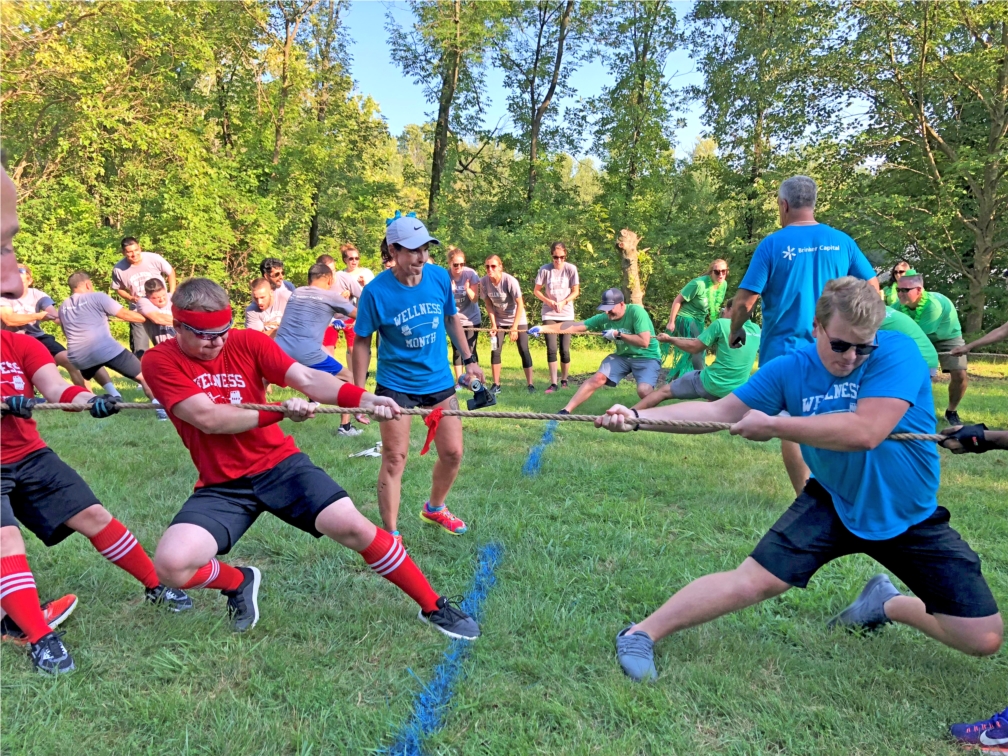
top-left (532, 288), bottom-right (662, 414)
top-left (893, 270), bottom-right (968, 424)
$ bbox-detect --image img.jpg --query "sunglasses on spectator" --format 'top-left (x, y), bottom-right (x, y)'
top-left (451, 262), bottom-right (466, 268)
top-left (552, 255), bottom-right (566, 260)
top-left (896, 286), bottom-right (921, 293)
top-left (179, 321), bottom-right (232, 341)
top-left (485, 264), bottom-right (499, 269)
top-left (712, 268), bottom-right (728, 275)
top-left (345, 256), bottom-right (359, 262)
top-left (822, 326), bottom-right (878, 355)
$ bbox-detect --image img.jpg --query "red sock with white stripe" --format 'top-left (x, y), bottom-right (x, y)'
top-left (181, 559), bottom-right (245, 592)
top-left (88, 519), bottom-right (160, 590)
top-left (358, 528), bottom-right (439, 613)
top-left (0, 555), bottom-right (52, 644)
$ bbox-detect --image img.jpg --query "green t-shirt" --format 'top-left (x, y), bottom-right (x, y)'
top-left (584, 304), bottom-right (661, 361)
top-left (678, 275), bottom-right (728, 323)
top-left (880, 306), bottom-right (939, 370)
top-left (893, 290), bottom-right (961, 342)
top-left (698, 318), bottom-right (760, 398)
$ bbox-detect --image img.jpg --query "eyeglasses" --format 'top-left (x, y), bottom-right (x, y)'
top-left (896, 286), bottom-right (920, 293)
top-left (822, 326), bottom-right (878, 356)
top-left (712, 268), bottom-right (729, 276)
top-left (451, 262), bottom-right (466, 268)
top-left (345, 256), bottom-right (359, 262)
top-left (552, 255), bottom-right (566, 260)
top-left (179, 321), bottom-right (232, 341)
top-left (485, 264), bottom-right (499, 270)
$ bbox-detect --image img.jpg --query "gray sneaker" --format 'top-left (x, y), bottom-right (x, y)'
top-left (616, 625), bottom-right (657, 682)
top-left (337, 425), bottom-right (363, 437)
top-left (828, 574), bottom-right (902, 631)
top-left (156, 408), bottom-right (168, 421)
top-left (223, 566), bottom-right (261, 633)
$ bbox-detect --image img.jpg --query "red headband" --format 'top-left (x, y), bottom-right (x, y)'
top-left (172, 305), bottom-right (233, 331)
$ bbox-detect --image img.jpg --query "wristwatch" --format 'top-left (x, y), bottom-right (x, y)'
top-left (462, 354), bottom-right (478, 366)
top-left (615, 331), bottom-right (623, 340)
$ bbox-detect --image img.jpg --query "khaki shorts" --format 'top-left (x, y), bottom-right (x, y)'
top-left (934, 337), bottom-right (967, 372)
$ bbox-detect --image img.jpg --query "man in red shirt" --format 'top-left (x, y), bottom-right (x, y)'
top-left (142, 277), bottom-right (479, 639)
top-left (1, 171), bottom-right (191, 676)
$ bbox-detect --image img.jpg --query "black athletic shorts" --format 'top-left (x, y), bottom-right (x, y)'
top-left (0, 448), bottom-right (101, 546)
top-left (170, 452), bottom-right (348, 555)
top-left (375, 383), bottom-right (456, 409)
top-left (34, 332), bottom-right (67, 356)
top-left (80, 348), bottom-right (142, 381)
top-left (751, 479), bottom-right (998, 618)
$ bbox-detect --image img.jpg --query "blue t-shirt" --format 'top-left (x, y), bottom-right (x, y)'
top-left (739, 223), bottom-right (876, 365)
top-left (732, 331), bottom-right (939, 541)
top-left (353, 266), bottom-right (457, 394)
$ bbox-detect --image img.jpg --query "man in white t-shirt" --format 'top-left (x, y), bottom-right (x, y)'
top-left (111, 237), bottom-right (175, 358)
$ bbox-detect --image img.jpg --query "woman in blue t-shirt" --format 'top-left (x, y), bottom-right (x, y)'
top-left (352, 216), bottom-right (485, 542)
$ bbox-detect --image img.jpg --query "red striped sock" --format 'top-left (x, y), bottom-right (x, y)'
top-left (358, 528), bottom-right (439, 613)
top-left (88, 519), bottom-right (160, 590)
top-left (181, 559), bottom-right (244, 592)
top-left (0, 555), bottom-right (52, 644)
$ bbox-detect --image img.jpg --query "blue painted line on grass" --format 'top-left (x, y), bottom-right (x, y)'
top-left (522, 419), bottom-right (558, 476)
top-left (384, 542), bottom-right (504, 756)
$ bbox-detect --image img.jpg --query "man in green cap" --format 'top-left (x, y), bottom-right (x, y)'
top-left (892, 270), bottom-right (967, 424)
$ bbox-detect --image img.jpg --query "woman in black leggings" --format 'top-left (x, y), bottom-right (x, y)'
top-left (533, 242), bottom-right (580, 393)
top-left (446, 246), bottom-right (481, 380)
top-left (480, 255), bottom-right (534, 394)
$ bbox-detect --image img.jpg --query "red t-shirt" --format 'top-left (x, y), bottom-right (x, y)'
top-left (141, 329), bottom-right (300, 487)
top-left (1, 331), bottom-right (54, 464)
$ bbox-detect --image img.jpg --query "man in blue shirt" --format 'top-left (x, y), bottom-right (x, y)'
top-left (352, 215), bottom-right (484, 543)
top-left (599, 278), bottom-right (1001, 682)
top-left (729, 176), bottom-right (879, 497)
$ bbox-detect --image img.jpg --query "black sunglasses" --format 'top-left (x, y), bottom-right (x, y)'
top-left (896, 286), bottom-right (920, 293)
top-left (345, 256), bottom-right (359, 262)
top-left (822, 326), bottom-right (878, 355)
top-left (552, 255), bottom-right (566, 260)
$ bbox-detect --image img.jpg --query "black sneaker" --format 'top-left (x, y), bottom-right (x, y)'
top-left (489, 384), bottom-right (501, 396)
top-left (145, 584), bottom-right (194, 612)
top-left (419, 596), bottom-right (480, 640)
top-left (30, 631), bottom-right (75, 675)
top-left (560, 379), bottom-right (568, 389)
top-left (557, 409), bottom-right (570, 416)
top-left (945, 409), bottom-right (962, 426)
top-left (527, 384), bottom-right (536, 394)
top-left (222, 566), bottom-right (261, 633)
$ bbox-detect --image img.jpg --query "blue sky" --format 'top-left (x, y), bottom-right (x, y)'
top-left (343, 1), bottom-right (706, 160)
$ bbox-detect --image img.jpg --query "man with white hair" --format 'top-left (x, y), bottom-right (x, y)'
top-left (602, 278), bottom-right (1001, 682)
top-left (729, 175), bottom-right (879, 495)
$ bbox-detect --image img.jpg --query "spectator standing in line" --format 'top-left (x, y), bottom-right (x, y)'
top-left (664, 259), bottom-right (730, 378)
top-left (259, 257), bottom-right (295, 293)
top-left (882, 260), bottom-right (911, 306)
top-left (446, 246), bottom-right (482, 382)
top-left (111, 237), bottom-right (175, 358)
top-left (533, 242), bottom-right (580, 394)
top-left (481, 255), bottom-right (534, 395)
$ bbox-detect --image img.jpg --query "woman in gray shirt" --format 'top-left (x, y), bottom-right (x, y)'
top-left (480, 255), bottom-right (533, 394)
top-left (447, 246), bottom-right (482, 381)
top-left (533, 242), bottom-right (579, 393)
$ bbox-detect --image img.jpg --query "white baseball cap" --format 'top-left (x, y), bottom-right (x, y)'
top-left (385, 216), bottom-right (440, 250)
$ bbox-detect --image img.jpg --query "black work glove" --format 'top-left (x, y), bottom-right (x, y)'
top-left (88, 395), bottom-right (122, 419)
top-left (1, 395), bottom-right (37, 419)
top-left (940, 423), bottom-right (992, 454)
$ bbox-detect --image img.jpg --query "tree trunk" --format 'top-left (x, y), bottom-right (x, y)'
top-left (428, 2), bottom-right (462, 230)
top-left (617, 228), bottom-right (646, 304)
top-left (527, 0), bottom-right (575, 204)
top-left (965, 234), bottom-right (994, 333)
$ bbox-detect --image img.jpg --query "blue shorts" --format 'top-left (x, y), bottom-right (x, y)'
top-left (309, 355), bottom-right (343, 375)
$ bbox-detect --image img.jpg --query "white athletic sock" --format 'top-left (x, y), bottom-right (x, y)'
top-left (102, 382), bottom-right (121, 397)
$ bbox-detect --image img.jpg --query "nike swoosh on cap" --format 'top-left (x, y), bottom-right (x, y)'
top-left (413, 225), bottom-right (423, 230)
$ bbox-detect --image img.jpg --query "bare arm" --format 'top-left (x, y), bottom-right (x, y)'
top-left (866, 277), bottom-right (880, 292)
top-left (482, 296), bottom-right (498, 331)
top-left (733, 397), bottom-right (909, 451)
top-left (113, 287), bottom-right (137, 304)
top-left (166, 270), bottom-right (177, 293)
top-left (0, 306), bottom-right (47, 327)
top-left (538, 321), bottom-right (588, 334)
top-left (729, 289), bottom-right (760, 347)
top-left (618, 330), bottom-right (652, 348)
top-left (41, 303), bottom-right (59, 322)
top-left (145, 311), bottom-right (174, 327)
top-left (114, 306), bottom-right (146, 324)
top-left (170, 392), bottom-right (264, 434)
top-left (666, 293), bottom-right (685, 329)
top-left (598, 393), bottom-right (751, 433)
top-left (657, 334), bottom-right (705, 353)
top-left (532, 282), bottom-right (553, 307)
top-left (351, 335), bottom-right (371, 389)
top-left (959, 320), bottom-right (1008, 353)
top-left (566, 284), bottom-right (580, 308)
top-left (30, 363), bottom-right (95, 406)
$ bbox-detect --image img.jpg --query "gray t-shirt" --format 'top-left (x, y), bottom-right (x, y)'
top-left (111, 252), bottom-right (174, 310)
top-left (480, 273), bottom-right (525, 328)
top-left (58, 292), bottom-right (125, 368)
top-left (450, 268), bottom-right (482, 327)
top-left (136, 292), bottom-right (176, 345)
top-left (332, 270), bottom-right (364, 304)
top-left (1, 287), bottom-right (54, 336)
top-left (534, 262), bottom-right (579, 321)
top-left (244, 287), bottom-right (290, 334)
top-left (274, 285), bottom-right (355, 366)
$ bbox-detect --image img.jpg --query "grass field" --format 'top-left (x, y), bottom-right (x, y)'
top-left (2, 338), bottom-right (1007, 755)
